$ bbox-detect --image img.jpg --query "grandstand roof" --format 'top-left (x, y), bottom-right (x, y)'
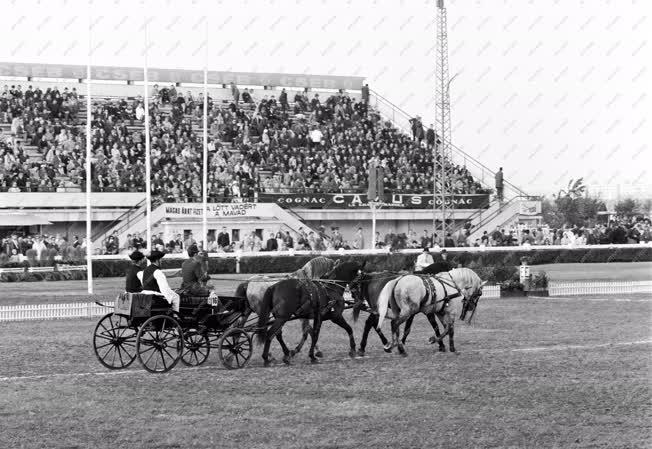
top-left (0, 62), bottom-right (364, 90)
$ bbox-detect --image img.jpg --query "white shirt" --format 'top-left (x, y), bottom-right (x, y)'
top-left (137, 267), bottom-right (180, 311)
top-left (415, 253), bottom-right (434, 272)
top-left (309, 129), bottom-right (323, 143)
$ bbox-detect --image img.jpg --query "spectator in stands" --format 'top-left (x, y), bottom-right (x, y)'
top-left (331, 227), bottom-right (343, 249)
top-left (217, 227), bottom-right (230, 250)
top-left (230, 82), bottom-right (240, 105)
top-left (265, 231), bottom-right (278, 251)
top-left (495, 167), bottom-right (504, 202)
top-left (361, 84), bottom-right (369, 105)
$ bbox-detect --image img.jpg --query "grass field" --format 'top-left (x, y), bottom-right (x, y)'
top-left (1, 291), bottom-right (651, 448)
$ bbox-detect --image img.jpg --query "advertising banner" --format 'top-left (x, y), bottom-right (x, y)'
top-left (258, 193), bottom-right (490, 209)
top-left (163, 203), bottom-right (259, 218)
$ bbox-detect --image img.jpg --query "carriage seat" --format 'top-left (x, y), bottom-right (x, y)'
top-left (115, 292), bottom-right (170, 318)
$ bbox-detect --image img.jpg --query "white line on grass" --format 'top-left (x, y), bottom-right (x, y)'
top-left (1, 340), bottom-right (650, 383)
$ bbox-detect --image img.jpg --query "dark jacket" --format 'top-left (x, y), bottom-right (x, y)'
top-left (125, 263), bottom-right (143, 293)
top-left (217, 232), bottom-right (230, 248)
top-left (181, 257), bottom-right (208, 289)
top-left (266, 238), bottom-right (278, 251)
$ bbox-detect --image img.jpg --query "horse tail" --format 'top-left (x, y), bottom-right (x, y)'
top-left (352, 301), bottom-right (362, 322)
top-left (256, 283), bottom-right (274, 344)
top-left (376, 277), bottom-right (401, 329)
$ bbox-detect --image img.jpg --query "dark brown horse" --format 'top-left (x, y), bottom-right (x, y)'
top-left (256, 261), bottom-right (365, 366)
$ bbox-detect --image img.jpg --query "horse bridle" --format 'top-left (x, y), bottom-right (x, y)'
top-left (435, 272), bottom-right (481, 320)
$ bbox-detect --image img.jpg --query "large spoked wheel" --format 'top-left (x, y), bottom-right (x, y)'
top-left (217, 328), bottom-right (252, 370)
top-left (181, 330), bottom-right (211, 367)
top-left (136, 315), bottom-right (183, 373)
top-left (93, 313), bottom-right (137, 370)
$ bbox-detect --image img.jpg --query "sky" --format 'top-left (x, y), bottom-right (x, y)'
top-left (1, 0), bottom-right (650, 197)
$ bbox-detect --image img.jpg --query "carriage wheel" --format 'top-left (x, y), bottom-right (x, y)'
top-left (217, 328), bottom-right (252, 370)
top-left (93, 313), bottom-right (137, 370)
top-left (181, 330), bottom-right (211, 366)
top-left (136, 315), bottom-right (183, 373)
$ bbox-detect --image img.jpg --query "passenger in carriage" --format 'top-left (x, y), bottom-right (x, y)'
top-left (125, 250), bottom-right (145, 293)
top-left (180, 244), bottom-right (212, 297)
top-left (137, 250), bottom-right (181, 312)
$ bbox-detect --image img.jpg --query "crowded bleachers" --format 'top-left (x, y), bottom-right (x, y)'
top-left (1, 82), bottom-right (490, 199)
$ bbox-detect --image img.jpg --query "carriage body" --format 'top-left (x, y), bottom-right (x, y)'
top-left (93, 292), bottom-right (253, 373)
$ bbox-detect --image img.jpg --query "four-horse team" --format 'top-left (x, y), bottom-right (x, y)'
top-left (99, 251), bottom-right (486, 372)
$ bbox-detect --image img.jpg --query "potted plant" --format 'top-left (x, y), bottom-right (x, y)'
top-left (499, 273), bottom-right (525, 297)
top-left (526, 271), bottom-right (549, 296)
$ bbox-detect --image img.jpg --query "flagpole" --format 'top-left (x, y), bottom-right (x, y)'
top-left (202, 16), bottom-right (208, 250)
top-left (85, 5), bottom-right (93, 294)
top-left (143, 15), bottom-right (152, 251)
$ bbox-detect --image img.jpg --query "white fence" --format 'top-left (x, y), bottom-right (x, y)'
top-left (0, 301), bottom-right (113, 322)
top-left (483, 285), bottom-right (500, 299)
top-left (549, 281), bottom-right (652, 296)
top-left (5, 281), bottom-right (651, 323)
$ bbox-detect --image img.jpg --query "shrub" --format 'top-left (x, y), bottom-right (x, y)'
top-left (531, 271), bottom-right (549, 289)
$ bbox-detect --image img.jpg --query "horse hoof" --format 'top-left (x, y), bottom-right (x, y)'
top-left (310, 358), bottom-right (321, 365)
top-left (356, 349), bottom-right (366, 357)
top-left (315, 351), bottom-right (324, 358)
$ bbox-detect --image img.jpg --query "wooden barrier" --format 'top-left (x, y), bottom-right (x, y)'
top-left (1, 281), bottom-right (651, 322)
top-left (0, 301), bottom-right (113, 322)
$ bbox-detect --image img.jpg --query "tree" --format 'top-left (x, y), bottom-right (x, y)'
top-left (614, 198), bottom-right (640, 216)
top-left (543, 178), bottom-right (605, 228)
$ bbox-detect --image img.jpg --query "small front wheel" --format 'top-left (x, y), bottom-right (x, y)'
top-left (136, 315), bottom-right (183, 373)
top-left (181, 330), bottom-right (211, 366)
top-left (217, 328), bottom-right (252, 370)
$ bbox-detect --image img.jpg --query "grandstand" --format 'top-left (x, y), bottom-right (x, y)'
top-left (1, 62), bottom-right (539, 253)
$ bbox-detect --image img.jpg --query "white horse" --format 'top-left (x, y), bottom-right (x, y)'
top-left (376, 267), bottom-right (486, 354)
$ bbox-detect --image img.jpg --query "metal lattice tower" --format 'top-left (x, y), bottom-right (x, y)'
top-left (434, 0), bottom-right (454, 244)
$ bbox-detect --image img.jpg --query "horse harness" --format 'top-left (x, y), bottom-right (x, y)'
top-left (417, 273), bottom-right (463, 311)
top-left (295, 278), bottom-right (341, 317)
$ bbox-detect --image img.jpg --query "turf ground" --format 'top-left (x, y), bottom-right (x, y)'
top-left (1, 290), bottom-right (651, 448)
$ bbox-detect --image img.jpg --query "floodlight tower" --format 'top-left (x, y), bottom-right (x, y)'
top-left (434, 0), bottom-right (454, 244)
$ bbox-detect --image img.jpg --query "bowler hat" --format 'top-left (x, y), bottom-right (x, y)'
top-left (147, 250), bottom-right (166, 262)
top-left (129, 250), bottom-right (144, 261)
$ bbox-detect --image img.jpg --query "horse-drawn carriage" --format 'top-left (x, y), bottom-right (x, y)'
top-left (92, 292), bottom-right (255, 373)
top-left (92, 257), bottom-right (486, 373)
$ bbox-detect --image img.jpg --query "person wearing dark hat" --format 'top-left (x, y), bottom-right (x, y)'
top-left (137, 249), bottom-right (180, 312)
top-left (415, 247), bottom-right (434, 272)
top-left (125, 250), bottom-right (145, 293)
top-left (180, 244), bottom-right (211, 296)
top-left (421, 248), bottom-right (454, 275)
